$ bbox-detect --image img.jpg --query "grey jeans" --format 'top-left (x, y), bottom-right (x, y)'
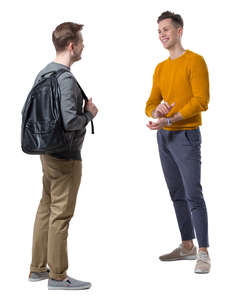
top-left (157, 127), bottom-right (209, 248)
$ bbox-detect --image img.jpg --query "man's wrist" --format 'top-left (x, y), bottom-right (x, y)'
top-left (152, 109), bottom-right (158, 119)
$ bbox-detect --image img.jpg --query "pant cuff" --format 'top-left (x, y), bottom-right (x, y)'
top-left (30, 265), bottom-right (48, 273)
top-left (49, 270), bottom-right (67, 281)
top-left (198, 244), bottom-right (209, 248)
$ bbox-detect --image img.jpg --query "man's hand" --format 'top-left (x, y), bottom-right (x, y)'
top-left (85, 98), bottom-right (98, 117)
top-left (146, 118), bottom-right (168, 130)
top-left (152, 102), bottom-right (175, 118)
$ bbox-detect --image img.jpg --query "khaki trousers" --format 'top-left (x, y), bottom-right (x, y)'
top-left (30, 154), bottom-right (82, 280)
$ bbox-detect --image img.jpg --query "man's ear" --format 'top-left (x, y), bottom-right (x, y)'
top-left (67, 42), bottom-right (74, 52)
top-left (178, 27), bottom-right (183, 38)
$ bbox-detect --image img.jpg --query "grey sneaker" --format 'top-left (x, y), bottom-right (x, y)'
top-left (159, 243), bottom-right (197, 261)
top-left (194, 251), bottom-right (211, 274)
top-left (48, 276), bottom-right (91, 290)
top-left (28, 269), bottom-right (50, 282)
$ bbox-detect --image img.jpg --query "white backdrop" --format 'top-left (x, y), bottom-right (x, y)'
top-left (1, 0), bottom-right (244, 298)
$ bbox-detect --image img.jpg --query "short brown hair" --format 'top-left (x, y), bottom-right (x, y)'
top-left (157, 11), bottom-right (184, 28)
top-left (52, 22), bottom-right (83, 52)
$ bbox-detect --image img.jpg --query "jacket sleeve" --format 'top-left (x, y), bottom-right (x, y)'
top-left (179, 55), bottom-right (210, 119)
top-left (145, 64), bottom-right (162, 117)
top-left (59, 75), bottom-right (94, 131)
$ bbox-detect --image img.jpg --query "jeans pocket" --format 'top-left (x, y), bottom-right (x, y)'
top-left (184, 129), bottom-right (202, 146)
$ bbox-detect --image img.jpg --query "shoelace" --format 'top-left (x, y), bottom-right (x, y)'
top-left (64, 278), bottom-right (72, 286)
top-left (197, 252), bottom-right (210, 264)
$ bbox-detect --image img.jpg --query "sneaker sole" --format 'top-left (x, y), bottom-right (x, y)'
top-left (159, 255), bottom-right (197, 261)
top-left (48, 284), bottom-right (91, 290)
top-left (194, 269), bottom-right (210, 274)
top-left (28, 277), bottom-right (49, 282)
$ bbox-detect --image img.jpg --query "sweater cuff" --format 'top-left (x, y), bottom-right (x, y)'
top-left (146, 107), bottom-right (155, 118)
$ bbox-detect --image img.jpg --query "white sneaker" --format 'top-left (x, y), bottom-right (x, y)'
top-left (194, 251), bottom-right (211, 274)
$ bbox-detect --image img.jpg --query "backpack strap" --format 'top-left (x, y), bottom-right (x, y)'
top-left (55, 69), bottom-right (71, 78)
top-left (74, 79), bottom-right (95, 134)
top-left (41, 68), bottom-right (70, 78)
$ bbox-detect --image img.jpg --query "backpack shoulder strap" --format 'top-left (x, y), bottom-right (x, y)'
top-left (74, 79), bottom-right (88, 101)
top-left (40, 68), bottom-right (70, 79)
top-left (74, 79), bottom-right (94, 134)
top-left (55, 69), bottom-right (71, 78)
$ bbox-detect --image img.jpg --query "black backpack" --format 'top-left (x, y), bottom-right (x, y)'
top-left (21, 69), bottom-right (94, 155)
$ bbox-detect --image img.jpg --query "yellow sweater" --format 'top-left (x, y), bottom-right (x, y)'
top-left (145, 49), bottom-right (210, 130)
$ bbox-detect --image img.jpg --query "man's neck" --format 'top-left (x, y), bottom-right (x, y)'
top-left (54, 53), bottom-right (73, 68)
top-left (168, 43), bottom-right (185, 60)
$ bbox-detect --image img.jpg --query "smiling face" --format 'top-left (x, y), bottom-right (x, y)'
top-left (158, 18), bottom-right (183, 50)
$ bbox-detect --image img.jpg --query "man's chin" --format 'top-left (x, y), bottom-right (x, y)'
top-left (162, 43), bottom-right (170, 50)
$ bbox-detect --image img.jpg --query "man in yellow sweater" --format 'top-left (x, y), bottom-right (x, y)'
top-left (145, 11), bottom-right (211, 274)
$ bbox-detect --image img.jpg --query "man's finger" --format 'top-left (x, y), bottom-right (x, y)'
top-left (147, 121), bottom-right (157, 127)
top-left (148, 121), bottom-right (157, 126)
top-left (147, 125), bottom-right (157, 130)
top-left (147, 123), bottom-right (161, 130)
top-left (146, 124), bottom-right (155, 129)
top-left (157, 108), bottom-right (165, 114)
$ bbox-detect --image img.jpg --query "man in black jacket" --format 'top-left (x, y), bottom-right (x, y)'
top-left (28, 22), bottom-right (98, 290)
